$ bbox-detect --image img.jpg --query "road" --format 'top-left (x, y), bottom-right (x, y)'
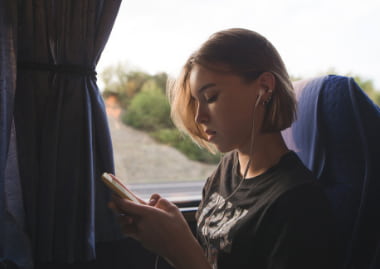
top-left (129, 180), bottom-right (205, 202)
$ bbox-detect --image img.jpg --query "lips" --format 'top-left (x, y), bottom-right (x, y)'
top-left (205, 129), bottom-right (216, 135)
top-left (205, 129), bottom-right (216, 141)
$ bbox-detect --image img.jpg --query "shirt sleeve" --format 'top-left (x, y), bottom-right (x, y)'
top-left (265, 183), bottom-right (340, 269)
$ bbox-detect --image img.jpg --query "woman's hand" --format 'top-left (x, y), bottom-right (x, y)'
top-left (109, 194), bottom-right (211, 269)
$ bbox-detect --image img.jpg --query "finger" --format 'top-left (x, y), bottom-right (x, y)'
top-left (120, 222), bottom-right (139, 238)
top-left (108, 201), bottom-right (116, 209)
top-left (113, 196), bottom-right (155, 216)
top-left (148, 193), bottom-right (161, 206)
top-left (155, 197), bottom-right (178, 212)
top-left (118, 214), bottom-right (134, 224)
top-left (109, 200), bottom-right (135, 218)
top-left (108, 201), bottom-right (124, 215)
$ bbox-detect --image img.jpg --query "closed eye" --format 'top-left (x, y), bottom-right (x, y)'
top-left (206, 95), bottom-right (218, 103)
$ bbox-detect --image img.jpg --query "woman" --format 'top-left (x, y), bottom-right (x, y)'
top-left (110, 28), bottom-right (338, 269)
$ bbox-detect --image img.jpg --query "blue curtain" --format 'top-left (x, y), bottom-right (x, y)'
top-left (0, 0), bottom-right (15, 252)
top-left (0, 1), bottom-right (33, 268)
top-left (12, 0), bottom-right (123, 264)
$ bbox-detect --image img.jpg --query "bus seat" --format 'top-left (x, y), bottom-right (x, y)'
top-left (282, 75), bottom-right (380, 269)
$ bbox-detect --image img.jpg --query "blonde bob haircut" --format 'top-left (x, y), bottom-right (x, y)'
top-left (168, 28), bottom-right (296, 152)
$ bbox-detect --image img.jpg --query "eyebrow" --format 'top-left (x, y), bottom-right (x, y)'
top-left (198, 83), bottom-right (216, 93)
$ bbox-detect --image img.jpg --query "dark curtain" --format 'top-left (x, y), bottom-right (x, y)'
top-left (13, 0), bottom-right (123, 264)
top-left (0, 0), bottom-right (16, 253)
top-left (1, 1), bottom-right (34, 268)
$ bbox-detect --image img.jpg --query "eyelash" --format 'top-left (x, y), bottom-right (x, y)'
top-left (205, 95), bottom-right (218, 103)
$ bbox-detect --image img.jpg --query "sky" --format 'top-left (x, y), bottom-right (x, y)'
top-left (98, 0), bottom-right (380, 90)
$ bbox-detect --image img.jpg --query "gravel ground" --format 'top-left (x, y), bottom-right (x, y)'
top-left (107, 115), bottom-right (217, 184)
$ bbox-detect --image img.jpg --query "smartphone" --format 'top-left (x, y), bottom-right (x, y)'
top-left (101, 172), bottom-right (141, 204)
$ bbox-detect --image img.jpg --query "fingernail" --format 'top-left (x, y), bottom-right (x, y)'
top-left (149, 198), bottom-right (157, 205)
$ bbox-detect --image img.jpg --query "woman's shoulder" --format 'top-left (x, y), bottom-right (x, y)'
top-left (273, 151), bottom-right (315, 180)
top-left (253, 151), bottom-right (331, 217)
top-left (201, 151), bottom-right (238, 195)
top-left (220, 150), bottom-right (237, 166)
top-left (263, 151), bottom-right (318, 192)
top-left (267, 151), bottom-right (329, 211)
top-left (271, 180), bottom-right (333, 221)
top-left (208, 151), bottom-right (237, 180)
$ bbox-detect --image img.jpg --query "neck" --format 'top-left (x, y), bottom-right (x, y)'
top-left (237, 132), bottom-right (289, 178)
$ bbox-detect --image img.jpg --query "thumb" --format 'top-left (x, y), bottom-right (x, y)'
top-left (148, 193), bottom-right (161, 206)
top-left (155, 197), bottom-right (178, 213)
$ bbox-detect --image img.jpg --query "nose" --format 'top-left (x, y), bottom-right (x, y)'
top-left (195, 103), bottom-right (209, 124)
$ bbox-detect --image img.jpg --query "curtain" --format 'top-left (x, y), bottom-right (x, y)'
top-left (0, 1), bottom-right (33, 268)
top-left (14, 0), bottom-right (123, 264)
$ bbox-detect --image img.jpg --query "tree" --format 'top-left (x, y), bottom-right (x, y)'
top-left (100, 63), bottom-right (151, 108)
top-left (100, 63), bottom-right (219, 164)
top-left (152, 72), bottom-right (169, 94)
top-left (122, 85), bottom-right (172, 131)
top-left (349, 74), bottom-right (380, 106)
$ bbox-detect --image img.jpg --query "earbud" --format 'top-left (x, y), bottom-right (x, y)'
top-left (255, 89), bottom-right (265, 107)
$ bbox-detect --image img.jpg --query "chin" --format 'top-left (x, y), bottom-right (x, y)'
top-left (214, 143), bottom-right (235, 154)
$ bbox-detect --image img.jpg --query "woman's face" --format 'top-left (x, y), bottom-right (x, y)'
top-left (189, 64), bottom-right (262, 153)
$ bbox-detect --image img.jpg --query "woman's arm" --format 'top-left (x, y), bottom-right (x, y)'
top-left (110, 195), bottom-right (212, 269)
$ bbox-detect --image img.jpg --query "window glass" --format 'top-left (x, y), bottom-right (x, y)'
top-left (99, 0), bottom-right (380, 201)
top-left (103, 81), bottom-right (218, 201)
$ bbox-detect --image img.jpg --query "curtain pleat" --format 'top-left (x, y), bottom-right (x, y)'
top-left (1, 0), bottom-right (34, 268)
top-left (14, 0), bottom-right (123, 263)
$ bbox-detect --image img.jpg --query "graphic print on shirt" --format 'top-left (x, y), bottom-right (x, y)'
top-left (198, 192), bottom-right (248, 254)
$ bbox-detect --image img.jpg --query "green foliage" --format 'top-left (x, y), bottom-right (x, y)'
top-left (152, 72), bottom-right (169, 94)
top-left (101, 63), bottom-right (222, 164)
top-left (100, 63), bottom-right (151, 108)
top-left (350, 75), bottom-right (380, 106)
top-left (151, 129), bottom-right (221, 164)
top-left (122, 86), bottom-right (173, 132)
top-left (141, 79), bottom-right (160, 92)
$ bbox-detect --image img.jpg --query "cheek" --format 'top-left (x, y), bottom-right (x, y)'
top-left (217, 105), bottom-right (253, 136)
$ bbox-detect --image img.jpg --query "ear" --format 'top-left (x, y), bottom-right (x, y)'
top-left (257, 72), bottom-right (275, 93)
top-left (257, 72), bottom-right (275, 102)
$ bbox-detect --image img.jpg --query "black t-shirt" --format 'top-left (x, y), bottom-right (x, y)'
top-left (196, 151), bottom-right (339, 269)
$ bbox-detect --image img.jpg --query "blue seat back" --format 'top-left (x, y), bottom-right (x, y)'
top-left (282, 75), bottom-right (380, 269)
